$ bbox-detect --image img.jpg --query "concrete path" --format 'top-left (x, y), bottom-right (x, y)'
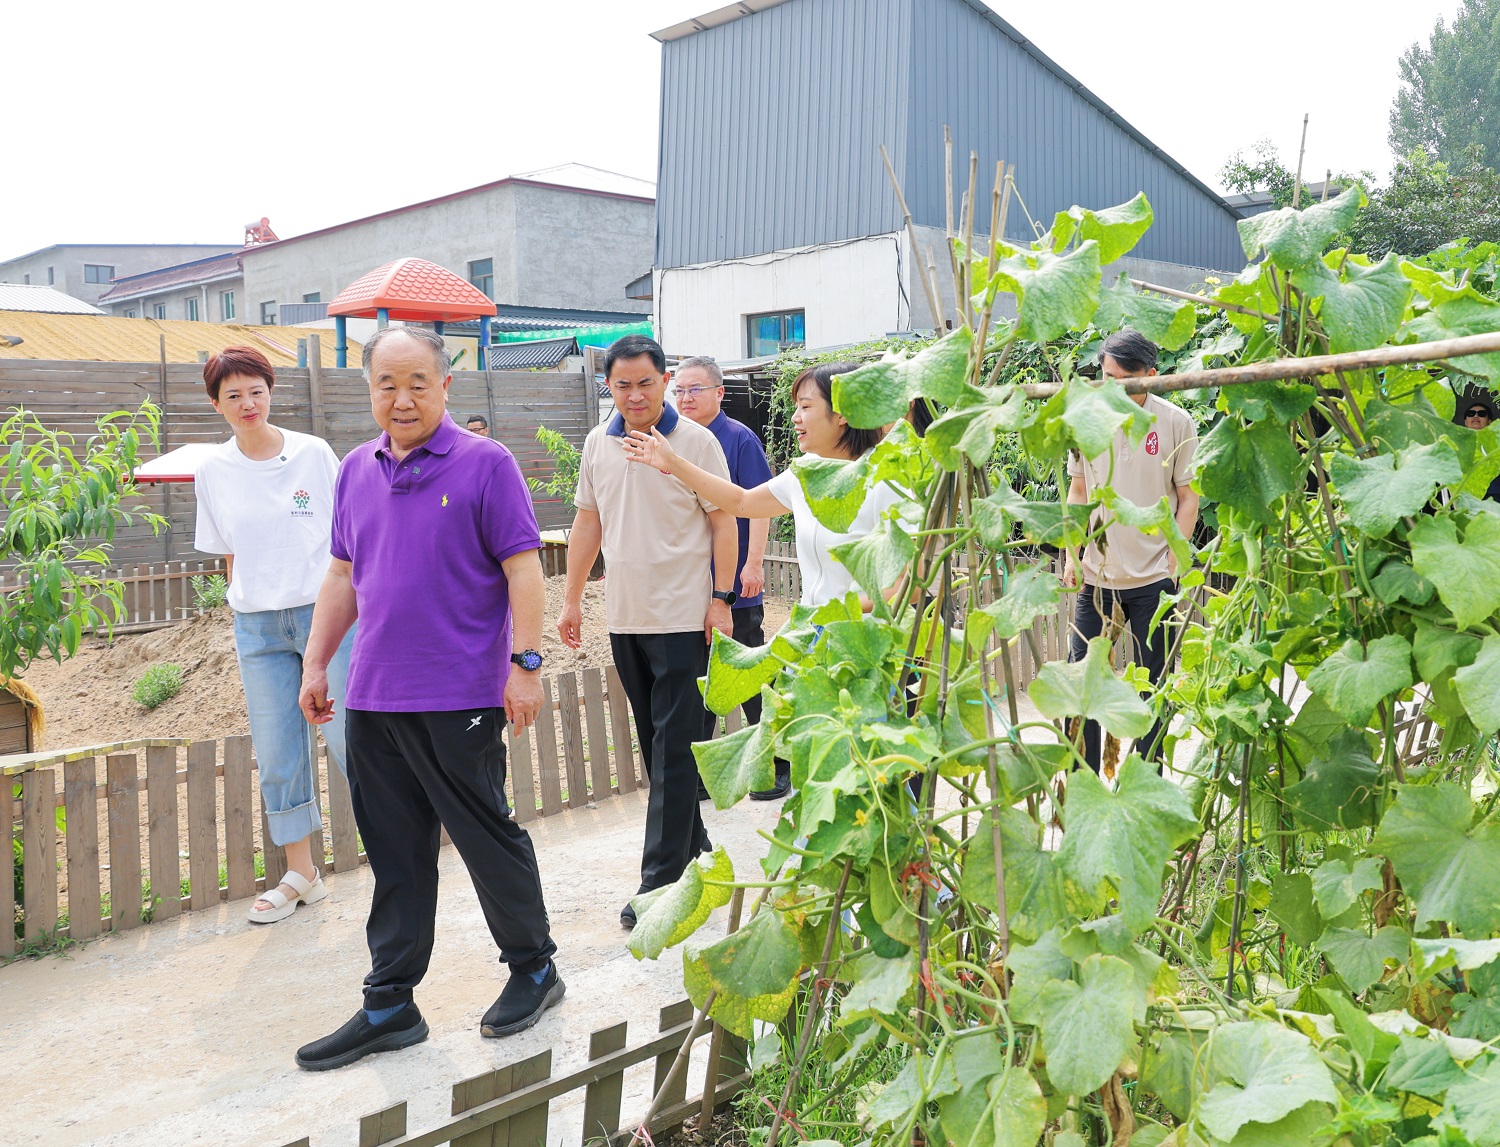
top-left (1, 790), bottom-right (784, 1147)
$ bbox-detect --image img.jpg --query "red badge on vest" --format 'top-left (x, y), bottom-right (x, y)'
top-left (1145, 431), bottom-right (1160, 456)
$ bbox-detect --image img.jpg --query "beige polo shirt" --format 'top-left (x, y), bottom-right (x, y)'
top-left (1067, 393), bottom-right (1198, 590)
top-left (574, 405), bottom-right (731, 633)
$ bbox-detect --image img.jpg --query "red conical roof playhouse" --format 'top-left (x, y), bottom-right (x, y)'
top-left (327, 257), bottom-right (497, 323)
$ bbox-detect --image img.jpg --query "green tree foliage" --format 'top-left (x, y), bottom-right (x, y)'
top-left (0, 406), bottom-right (162, 680)
top-left (1220, 139), bottom-right (1298, 208)
top-left (525, 425), bottom-right (581, 510)
top-left (1346, 147), bottom-right (1500, 256)
top-left (1390, 0), bottom-right (1500, 170)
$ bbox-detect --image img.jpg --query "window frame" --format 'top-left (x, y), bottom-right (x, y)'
top-left (184, 296), bottom-right (199, 322)
top-left (152, 303), bottom-right (167, 320)
top-left (220, 290), bottom-right (236, 321)
top-left (744, 309), bottom-right (806, 357)
top-left (260, 301), bottom-right (277, 326)
top-left (83, 264), bottom-right (115, 284)
top-left (468, 257), bottom-right (494, 301)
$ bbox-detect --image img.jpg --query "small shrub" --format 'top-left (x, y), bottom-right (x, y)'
top-left (132, 663), bottom-right (184, 709)
top-left (190, 573), bottom-right (228, 610)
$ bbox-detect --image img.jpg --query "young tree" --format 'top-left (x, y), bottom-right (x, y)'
top-left (1390, 0), bottom-right (1500, 169)
top-left (0, 406), bottom-right (163, 681)
top-left (1346, 147), bottom-right (1500, 256)
top-left (1219, 139), bottom-right (1297, 207)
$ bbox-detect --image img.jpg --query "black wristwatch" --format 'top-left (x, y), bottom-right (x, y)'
top-left (713, 589), bottom-right (738, 606)
top-left (511, 649), bottom-right (544, 672)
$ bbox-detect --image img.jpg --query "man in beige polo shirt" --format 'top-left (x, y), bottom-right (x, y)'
top-left (1062, 329), bottom-right (1199, 773)
top-left (557, 335), bottom-right (738, 929)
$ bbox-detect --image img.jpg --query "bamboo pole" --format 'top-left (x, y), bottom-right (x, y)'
top-left (1019, 330), bottom-right (1500, 398)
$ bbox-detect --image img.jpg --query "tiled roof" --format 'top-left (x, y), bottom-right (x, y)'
top-left (328, 257), bottom-right (498, 322)
top-left (97, 251), bottom-right (244, 303)
top-left (0, 313), bottom-right (355, 365)
top-left (0, 284), bottom-right (105, 315)
top-left (486, 337), bottom-right (578, 370)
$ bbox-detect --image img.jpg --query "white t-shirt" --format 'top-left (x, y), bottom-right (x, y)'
top-left (193, 428), bottom-right (340, 613)
top-left (767, 466), bottom-right (909, 607)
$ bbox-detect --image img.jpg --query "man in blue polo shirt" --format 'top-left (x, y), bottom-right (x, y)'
top-left (294, 327), bottom-right (562, 1071)
top-left (671, 356), bottom-right (788, 800)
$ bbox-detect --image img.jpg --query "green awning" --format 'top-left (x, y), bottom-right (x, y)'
top-left (491, 321), bottom-right (654, 348)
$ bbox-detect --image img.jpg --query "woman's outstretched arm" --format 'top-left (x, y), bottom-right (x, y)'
top-left (622, 428), bottom-right (791, 518)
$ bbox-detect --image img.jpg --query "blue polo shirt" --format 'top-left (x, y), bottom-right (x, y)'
top-left (330, 415), bottom-right (541, 712)
top-left (704, 411), bottom-right (774, 609)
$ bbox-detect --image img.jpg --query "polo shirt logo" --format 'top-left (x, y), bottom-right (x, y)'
top-left (1145, 431), bottom-right (1160, 456)
top-left (442, 494), bottom-right (449, 507)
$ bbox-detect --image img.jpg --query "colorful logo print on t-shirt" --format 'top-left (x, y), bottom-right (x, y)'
top-left (292, 489), bottom-right (313, 517)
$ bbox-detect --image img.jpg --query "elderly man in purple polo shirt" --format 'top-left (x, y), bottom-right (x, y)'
top-left (293, 327), bottom-right (562, 1072)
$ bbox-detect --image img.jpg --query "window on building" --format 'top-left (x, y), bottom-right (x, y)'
top-left (84, 264), bottom-right (115, 284)
top-left (468, 258), bottom-right (494, 300)
top-left (185, 296), bottom-right (199, 322)
top-left (302, 292), bottom-right (321, 304)
top-left (745, 309), bottom-right (806, 357)
top-left (221, 290), bottom-right (236, 321)
top-left (21, 274), bottom-right (29, 285)
top-left (152, 303), bottom-right (167, 320)
top-left (125, 309), bottom-right (137, 319)
top-left (47, 267), bottom-right (55, 285)
top-left (260, 301), bottom-right (277, 325)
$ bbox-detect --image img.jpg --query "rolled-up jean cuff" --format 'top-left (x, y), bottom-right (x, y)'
top-left (265, 797), bottom-right (322, 848)
top-left (363, 986), bottom-right (413, 1011)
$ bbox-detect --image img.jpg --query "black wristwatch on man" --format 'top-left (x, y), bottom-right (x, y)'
top-left (511, 649), bottom-right (544, 672)
top-left (712, 589), bottom-right (738, 605)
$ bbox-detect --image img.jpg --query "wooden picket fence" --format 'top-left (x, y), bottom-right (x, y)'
top-left (0, 663), bottom-right (710, 954)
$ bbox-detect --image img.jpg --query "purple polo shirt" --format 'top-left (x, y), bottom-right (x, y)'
top-left (330, 415), bottom-right (541, 712)
top-left (704, 411), bottom-right (773, 608)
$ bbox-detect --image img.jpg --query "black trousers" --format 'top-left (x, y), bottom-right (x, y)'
top-left (346, 707), bottom-right (556, 1011)
top-left (702, 605), bottom-right (765, 741)
top-left (610, 630), bottom-right (711, 892)
top-left (1067, 579), bottom-right (1175, 772)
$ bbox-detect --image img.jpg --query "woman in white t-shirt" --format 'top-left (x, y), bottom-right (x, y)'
top-left (194, 347), bottom-right (355, 925)
top-left (621, 361), bottom-right (904, 607)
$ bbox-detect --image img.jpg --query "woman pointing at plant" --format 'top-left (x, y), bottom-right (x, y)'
top-left (194, 346), bottom-right (354, 924)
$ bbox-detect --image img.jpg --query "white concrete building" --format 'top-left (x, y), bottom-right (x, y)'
top-left (0, 244), bottom-right (236, 308)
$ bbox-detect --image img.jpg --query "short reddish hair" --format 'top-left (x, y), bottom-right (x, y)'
top-left (203, 346), bottom-right (276, 402)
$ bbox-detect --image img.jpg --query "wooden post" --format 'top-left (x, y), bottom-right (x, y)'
top-left (146, 745), bottom-right (181, 920)
top-left (326, 747), bottom-right (360, 873)
top-left (21, 768), bottom-right (57, 942)
top-left (307, 335), bottom-right (327, 439)
top-left (63, 757), bottom-right (101, 940)
top-left (606, 665), bottom-right (639, 793)
top-left (158, 336), bottom-right (173, 560)
top-left (583, 667), bottom-right (613, 800)
top-left (582, 1022), bottom-right (630, 1143)
top-left (702, 891), bottom-right (749, 1115)
top-left (358, 1102), bottom-right (407, 1147)
top-left (508, 724), bottom-right (538, 823)
top-left (536, 678), bottom-right (564, 816)
top-left (0, 777), bottom-right (14, 956)
top-left (107, 752), bottom-right (143, 930)
top-left (223, 735), bottom-right (257, 901)
top-left (451, 1049), bottom-right (553, 1147)
top-left (653, 1000), bottom-right (695, 1112)
top-left (186, 741), bottom-right (219, 910)
top-left (558, 673), bottom-right (588, 809)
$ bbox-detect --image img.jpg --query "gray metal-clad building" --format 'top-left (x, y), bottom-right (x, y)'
top-left (650, 0), bottom-right (1246, 358)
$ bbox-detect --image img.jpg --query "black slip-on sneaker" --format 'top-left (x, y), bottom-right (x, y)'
top-left (750, 765), bottom-right (791, 801)
top-left (295, 1004), bottom-right (428, 1071)
top-left (481, 964), bottom-right (566, 1037)
top-left (621, 902), bottom-right (638, 930)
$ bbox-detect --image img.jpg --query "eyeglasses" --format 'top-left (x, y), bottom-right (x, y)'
top-left (672, 385), bottom-right (721, 399)
top-left (1465, 408), bottom-right (1491, 419)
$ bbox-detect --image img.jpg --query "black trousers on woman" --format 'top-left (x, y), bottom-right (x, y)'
top-left (611, 630), bottom-right (712, 892)
top-left (346, 707), bottom-right (556, 1011)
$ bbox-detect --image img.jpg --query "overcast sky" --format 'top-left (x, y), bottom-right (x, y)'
top-left (4, 0), bottom-right (1462, 260)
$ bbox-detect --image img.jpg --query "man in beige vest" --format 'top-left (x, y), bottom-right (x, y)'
top-left (1062, 329), bottom-right (1199, 772)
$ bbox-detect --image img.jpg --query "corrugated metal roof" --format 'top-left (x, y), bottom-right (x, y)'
top-left (486, 337), bottom-right (579, 370)
top-left (0, 313), bottom-right (356, 365)
top-left (0, 284), bottom-right (105, 315)
top-left (654, 0), bottom-right (1245, 272)
top-left (96, 251), bottom-right (245, 303)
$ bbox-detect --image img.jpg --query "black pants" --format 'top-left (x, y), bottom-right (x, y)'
top-left (346, 707), bottom-right (556, 1011)
top-left (702, 605), bottom-right (765, 741)
top-left (1067, 579), bottom-right (1175, 772)
top-left (610, 630), bottom-right (711, 892)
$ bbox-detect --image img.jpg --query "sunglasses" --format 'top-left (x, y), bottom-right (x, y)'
top-left (1466, 408), bottom-right (1491, 419)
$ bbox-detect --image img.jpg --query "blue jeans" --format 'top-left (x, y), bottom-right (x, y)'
top-left (232, 605), bottom-right (354, 848)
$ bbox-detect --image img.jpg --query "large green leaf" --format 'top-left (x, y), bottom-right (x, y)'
top-left (1304, 634), bottom-right (1414, 725)
top-left (1412, 936), bottom-right (1500, 980)
top-left (831, 326), bottom-right (974, 428)
top-left (1194, 417), bottom-right (1303, 526)
top-left (1310, 855), bottom-right (1385, 919)
top-left (1222, 379), bottom-right (1316, 425)
top-left (1328, 442), bottom-right (1461, 537)
top-left (925, 386), bottom-right (1033, 471)
top-left (1051, 194), bottom-right (1154, 264)
top-left (1268, 872), bottom-right (1323, 948)
top-left (1405, 292), bottom-right (1500, 383)
top-left (1140, 1031), bottom-right (1198, 1121)
top-left (1196, 1022), bottom-right (1339, 1142)
top-left (972, 481), bottom-right (1095, 550)
top-left (1410, 513), bottom-right (1500, 629)
top-left (960, 805), bottom-right (1071, 944)
top-left (1282, 728), bottom-right (1381, 830)
top-left (988, 242), bottom-right (1103, 343)
top-left (1036, 954), bottom-right (1138, 1096)
top-left (1057, 756), bottom-right (1198, 930)
top-left (1373, 783), bottom-right (1500, 935)
top-left (703, 621), bottom-right (813, 714)
top-left (792, 455), bottom-right (875, 534)
top-left (838, 949), bottom-right (916, 1024)
top-left (1455, 634), bottom-right (1500, 732)
top-left (682, 906), bottom-right (804, 1038)
top-left (1098, 489), bottom-right (1193, 575)
top-left (1382, 1034), bottom-right (1470, 1099)
top-left (1029, 637), bottom-right (1153, 740)
top-left (1435, 1052), bottom-right (1500, 1145)
top-left (1452, 964), bottom-right (1500, 1041)
top-left (1061, 375), bottom-right (1152, 460)
top-left (693, 711), bottom-right (775, 808)
top-left (1236, 186), bottom-right (1365, 269)
top-left (1292, 253), bottom-right (1414, 354)
top-left (829, 514), bottom-right (916, 601)
top-left (1093, 273), bottom-right (1196, 351)
top-left (1006, 927), bottom-right (1072, 1025)
top-left (971, 562), bottom-right (1063, 643)
top-left (937, 1040), bottom-right (1046, 1147)
top-left (628, 846), bottom-right (735, 959)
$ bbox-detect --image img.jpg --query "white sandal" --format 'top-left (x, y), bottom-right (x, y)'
top-left (247, 867), bottom-right (329, 924)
